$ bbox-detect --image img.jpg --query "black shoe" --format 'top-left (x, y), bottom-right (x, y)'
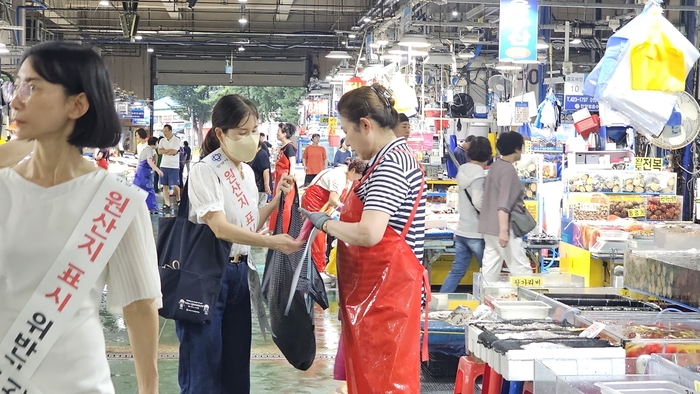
top-left (163, 205), bottom-right (171, 211)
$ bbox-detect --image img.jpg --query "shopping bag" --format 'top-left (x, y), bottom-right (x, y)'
top-left (157, 182), bottom-right (232, 323)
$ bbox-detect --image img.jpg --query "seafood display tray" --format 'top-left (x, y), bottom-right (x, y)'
top-left (625, 250), bottom-right (700, 309)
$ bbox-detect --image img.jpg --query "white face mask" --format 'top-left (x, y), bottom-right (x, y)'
top-left (224, 133), bottom-right (258, 162)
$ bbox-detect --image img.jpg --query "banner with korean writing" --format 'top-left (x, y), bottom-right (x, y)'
top-left (499, 0), bottom-right (539, 63)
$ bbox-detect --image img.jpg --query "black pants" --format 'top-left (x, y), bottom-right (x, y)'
top-left (175, 262), bottom-right (252, 394)
top-left (179, 164), bottom-right (185, 187)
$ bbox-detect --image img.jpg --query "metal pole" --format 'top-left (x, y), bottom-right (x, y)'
top-left (683, 0), bottom-right (696, 222)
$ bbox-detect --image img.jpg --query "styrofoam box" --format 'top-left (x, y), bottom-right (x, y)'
top-left (494, 346), bottom-right (626, 381)
top-left (596, 380), bottom-right (696, 394)
top-left (492, 300), bottom-right (551, 320)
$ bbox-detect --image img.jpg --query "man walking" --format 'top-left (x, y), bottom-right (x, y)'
top-left (157, 124), bottom-right (181, 210)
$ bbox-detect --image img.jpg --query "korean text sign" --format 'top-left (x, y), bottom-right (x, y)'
top-left (499, 0), bottom-right (539, 63)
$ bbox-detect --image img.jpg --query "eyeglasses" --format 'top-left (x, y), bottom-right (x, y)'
top-left (2, 82), bottom-right (33, 104)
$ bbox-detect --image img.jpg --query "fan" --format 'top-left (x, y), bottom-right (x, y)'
top-left (488, 75), bottom-right (512, 99)
top-left (647, 92), bottom-right (700, 150)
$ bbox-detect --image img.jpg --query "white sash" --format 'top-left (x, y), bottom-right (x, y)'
top-left (0, 174), bottom-right (146, 393)
top-left (201, 148), bottom-right (259, 235)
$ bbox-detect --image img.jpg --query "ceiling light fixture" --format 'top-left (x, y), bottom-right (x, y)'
top-left (570, 38), bottom-right (582, 45)
top-left (381, 54), bottom-right (402, 62)
top-left (99, 0), bottom-right (109, 6)
top-left (363, 17), bottom-right (372, 23)
top-left (238, 0), bottom-right (246, 2)
top-left (238, 45), bottom-right (245, 52)
top-left (452, 10), bottom-right (459, 16)
top-left (494, 61), bottom-right (522, 71)
top-left (457, 50), bottom-right (475, 59)
top-left (348, 34), bottom-right (356, 39)
top-left (388, 48), bottom-right (408, 55)
top-left (398, 34), bottom-right (431, 48)
top-left (326, 50), bottom-right (352, 59)
top-left (147, 47), bottom-right (154, 53)
top-left (134, 35), bottom-right (142, 40)
top-left (342, 40), bottom-right (347, 45)
top-left (239, 16), bottom-right (247, 24)
top-left (409, 49), bottom-right (429, 57)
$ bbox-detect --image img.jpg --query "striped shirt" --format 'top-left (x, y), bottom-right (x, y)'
top-left (356, 138), bottom-right (426, 262)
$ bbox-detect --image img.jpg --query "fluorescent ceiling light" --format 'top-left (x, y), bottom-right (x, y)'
top-left (388, 48), bottom-right (408, 55)
top-left (398, 34), bottom-right (431, 48)
top-left (134, 35), bottom-right (142, 40)
top-left (348, 34), bottom-right (356, 39)
top-left (494, 61), bottom-right (522, 71)
top-left (238, 46), bottom-right (245, 52)
top-left (570, 38), bottom-right (581, 45)
top-left (99, 0), bottom-right (109, 6)
top-left (342, 41), bottom-right (347, 45)
top-left (147, 47), bottom-right (154, 53)
top-left (363, 17), bottom-right (372, 23)
top-left (457, 50), bottom-right (475, 59)
top-left (452, 10), bottom-right (459, 16)
top-left (536, 39), bottom-right (548, 50)
top-left (239, 17), bottom-right (247, 24)
top-left (326, 50), bottom-right (352, 59)
top-left (238, 0), bottom-right (246, 2)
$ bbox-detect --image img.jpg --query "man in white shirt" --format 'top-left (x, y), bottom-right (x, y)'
top-left (157, 124), bottom-right (181, 210)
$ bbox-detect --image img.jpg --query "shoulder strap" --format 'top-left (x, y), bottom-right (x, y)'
top-left (0, 174), bottom-right (145, 392)
top-left (464, 186), bottom-right (480, 215)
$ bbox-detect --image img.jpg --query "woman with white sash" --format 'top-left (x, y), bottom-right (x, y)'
top-left (0, 42), bottom-right (161, 393)
top-left (177, 94), bottom-right (302, 394)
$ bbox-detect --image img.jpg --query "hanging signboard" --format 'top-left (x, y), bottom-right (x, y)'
top-left (400, 6), bottom-right (411, 40)
top-left (564, 73), bottom-right (599, 111)
top-left (499, 0), bottom-right (539, 63)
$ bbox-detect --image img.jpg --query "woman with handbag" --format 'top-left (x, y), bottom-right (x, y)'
top-left (177, 94), bottom-right (303, 394)
top-left (132, 128), bottom-right (163, 213)
top-left (269, 122), bottom-right (297, 233)
top-left (0, 41), bottom-right (161, 393)
top-left (478, 131), bottom-right (534, 281)
top-left (300, 84), bottom-right (428, 394)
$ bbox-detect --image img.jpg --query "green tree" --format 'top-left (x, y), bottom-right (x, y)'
top-left (211, 86), bottom-right (306, 123)
top-left (154, 85), bottom-right (214, 142)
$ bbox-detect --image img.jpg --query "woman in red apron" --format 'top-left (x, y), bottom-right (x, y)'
top-left (94, 147), bottom-right (109, 169)
top-left (301, 84), bottom-right (428, 394)
top-left (269, 122), bottom-right (297, 233)
top-left (301, 160), bottom-right (366, 272)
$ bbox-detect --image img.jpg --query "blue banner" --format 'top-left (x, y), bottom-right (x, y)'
top-left (499, 0), bottom-right (539, 63)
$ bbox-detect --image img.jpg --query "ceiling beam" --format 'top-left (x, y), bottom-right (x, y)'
top-left (446, 0), bottom-right (700, 11)
top-left (276, 0), bottom-right (295, 22)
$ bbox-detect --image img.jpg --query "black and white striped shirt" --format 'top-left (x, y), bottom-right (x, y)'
top-left (356, 138), bottom-right (426, 262)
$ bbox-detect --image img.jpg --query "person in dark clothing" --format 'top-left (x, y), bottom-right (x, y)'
top-left (454, 135), bottom-right (475, 166)
top-left (179, 140), bottom-right (192, 186)
top-left (259, 133), bottom-right (273, 153)
top-left (249, 141), bottom-right (272, 208)
top-left (333, 138), bottom-right (352, 167)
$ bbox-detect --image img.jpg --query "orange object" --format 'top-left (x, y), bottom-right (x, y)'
top-left (270, 142), bottom-right (297, 233)
top-left (302, 145), bottom-right (327, 175)
top-left (337, 154), bottom-right (428, 394)
top-left (454, 356), bottom-right (485, 394)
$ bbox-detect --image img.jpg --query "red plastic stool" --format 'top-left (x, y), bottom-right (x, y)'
top-left (453, 355), bottom-right (485, 394)
top-left (523, 382), bottom-right (533, 394)
top-left (481, 364), bottom-right (503, 394)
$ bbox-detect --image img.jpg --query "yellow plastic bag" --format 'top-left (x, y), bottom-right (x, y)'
top-left (326, 247), bottom-right (337, 276)
top-left (631, 21), bottom-right (686, 92)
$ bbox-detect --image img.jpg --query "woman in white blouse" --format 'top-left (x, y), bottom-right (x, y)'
top-left (177, 94), bottom-right (303, 394)
top-left (0, 42), bottom-right (160, 393)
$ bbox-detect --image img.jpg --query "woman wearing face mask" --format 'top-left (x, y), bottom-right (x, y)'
top-left (301, 85), bottom-right (427, 394)
top-left (177, 94), bottom-right (303, 394)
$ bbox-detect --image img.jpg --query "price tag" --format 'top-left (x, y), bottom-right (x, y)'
top-left (328, 117), bottom-right (338, 127)
top-left (579, 322), bottom-right (606, 338)
top-left (524, 140), bottom-right (532, 154)
top-left (319, 116), bottom-right (329, 125)
top-left (514, 102), bottom-right (530, 124)
top-left (694, 381), bottom-right (700, 392)
top-left (579, 203), bottom-right (599, 212)
top-left (627, 208), bottom-right (646, 218)
top-left (660, 195), bottom-right (677, 203)
top-left (510, 277), bottom-right (544, 287)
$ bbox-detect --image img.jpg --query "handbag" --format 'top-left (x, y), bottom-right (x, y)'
top-left (510, 206), bottom-right (536, 238)
top-left (156, 181), bottom-right (232, 323)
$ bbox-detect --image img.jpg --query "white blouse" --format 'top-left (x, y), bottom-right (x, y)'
top-left (0, 168), bottom-right (162, 393)
top-left (187, 161), bottom-right (260, 257)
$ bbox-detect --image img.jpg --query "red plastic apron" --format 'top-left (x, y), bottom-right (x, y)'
top-left (269, 142), bottom-right (296, 233)
top-left (97, 158), bottom-right (109, 170)
top-left (337, 153), bottom-right (429, 394)
top-left (300, 169), bottom-right (333, 272)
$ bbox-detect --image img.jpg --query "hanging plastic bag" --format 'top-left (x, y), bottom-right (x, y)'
top-left (600, 46), bottom-right (677, 137)
top-left (326, 247), bottom-right (338, 276)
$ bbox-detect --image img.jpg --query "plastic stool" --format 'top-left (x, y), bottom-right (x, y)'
top-left (453, 356), bottom-right (485, 394)
top-left (481, 364), bottom-right (502, 394)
